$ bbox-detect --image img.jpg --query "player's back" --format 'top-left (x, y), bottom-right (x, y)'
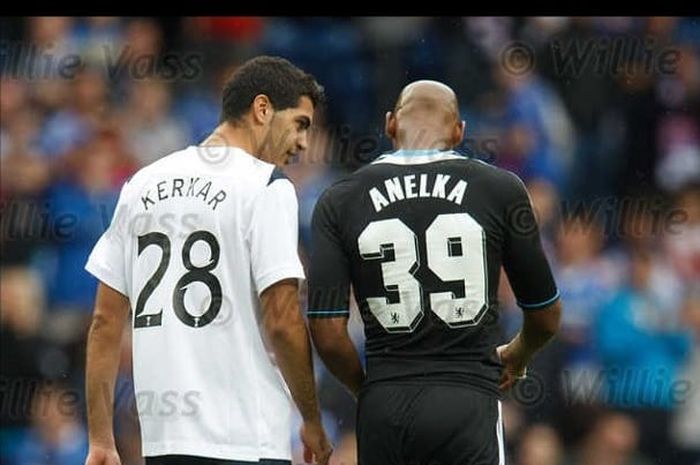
top-left (309, 149), bottom-right (558, 397)
top-left (87, 145), bottom-right (300, 460)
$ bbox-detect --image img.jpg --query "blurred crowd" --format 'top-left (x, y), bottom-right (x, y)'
top-left (1, 16), bottom-right (700, 465)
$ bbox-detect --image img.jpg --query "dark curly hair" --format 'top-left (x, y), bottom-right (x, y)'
top-left (220, 56), bottom-right (325, 124)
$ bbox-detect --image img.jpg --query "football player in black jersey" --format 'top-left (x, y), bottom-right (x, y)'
top-left (308, 80), bottom-right (562, 465)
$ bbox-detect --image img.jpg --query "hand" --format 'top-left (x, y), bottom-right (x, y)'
top-left (496, 341), bottom-right (529, 392)
top-left (85, 445), bottom-right (121, 465)
top-left (300, 419), bottom-right (333, 465)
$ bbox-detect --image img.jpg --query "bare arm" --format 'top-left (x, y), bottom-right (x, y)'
top-left (85, 283), bottom-right (130, 464)
top-left (261, 279), bottom-right (333, 464)
top-left (261, 279), bottom-right (322, 423)
top-left (309, 317), bottom-right (365, 398)
top-left (499, 172), bottom-right (562, 391)
top-left (497, 299), bottom-right (562, 391)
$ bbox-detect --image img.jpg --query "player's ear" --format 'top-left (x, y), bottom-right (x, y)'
top-left (452, 120), bottom-right (465, 146)
top-left (385, 111), bottom-right (396, 140)
top-left (252, 94), bottom-right (273, 125)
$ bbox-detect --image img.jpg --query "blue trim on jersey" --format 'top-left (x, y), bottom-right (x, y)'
top-left (307, 309), bottom-right (350, 318)
top-left (267, 167), bottom-right (289, 186)
top-left (517, 290), bottom-right (560, 310)
top-left (386, 149), bottom-right (460, 157)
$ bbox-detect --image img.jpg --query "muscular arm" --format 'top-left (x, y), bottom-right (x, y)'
top-left (306, 187), bottom-right (363, 397)
top-left (498, 300), bottom-right (561, 390)
top-left (499, 172), bottom-right (562, 390)
top-left (515, 299), bottom-right (562, 359)
top-left (309, 317), bottom-right (365, 398)
top-left (261, 279), bottom-right (322, 423)
top-left (85, 282), bottom-right (131, 448)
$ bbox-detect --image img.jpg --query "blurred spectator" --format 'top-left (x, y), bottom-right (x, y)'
top-left (1, 106), bottom-right (45, 161)
top-left (596, 248), bottom-right (693, 463)
top-left (493, 63), bottom-right (575, 191)
top-left (123, 18), bottom-right (162, 59)
top-left (463, 17), bottom-right (514, 62)
top-left (28, 17), bottom-right (73, 48)
top-left (522, 17), bottom-right (571, 49)
top-left (264, 18), bottom-right (372, 132)
top-left (502, 399), bottom-right (526, 462)
top-left (172, 82), bottom-right (219, 145)
top-left (516, 424), bottom-right (564, 465)
top-left (562, 412), bottom-right (653, 465)
top-left (284, 124), bottom-right (341, 250)
top-left (42, 130), bottom-right (133, 342)
top-left (655, 115), bottom-right (700, 193)
top-left (0, 266), bottom-right (43, 340)
top-left (538, 18), bottom-right (624, 201)
top-left (12, 383), bottom-right (88, 465)
top-left (26, 17), bottom-right (76, 76)
top-left (655, 45), bottom-right (700, 192)
top-left (104, 18), bottom-right (165, 92)
top-left (118, 78), bottom-right (189, 165)
top-left (185, 17), bottom-right (264, 43)
top-left (460, 89), bottom-right (508, 165)
top-left (554, 216), bottom-right (615, 362)
top-left (357, 16), bottom-right (431, 115)
top-left (527, 177), bottom-right (561, 249)
top-left (665, 183), bottom-right (700, 283)
top-left (1, 78), bottom-right (31, 157)
top-left (1, 106), bottom-right (51, 267)
top-left (0, 268), bottom-right (45, 463)
top-left (529, 215), bottom-right (618, 433)
top-left (0, 268), bottom-right (44, 406)
top-left (69, 17), bottom-right (125, 65)
top-left (609, 204), bottom-right (686, 324)
top-left (38, 68), bottom-right (110, 159)
top-left (613, 58), bottom-right (662, 196)
top-left (672, 287), bottom-right (700, 465)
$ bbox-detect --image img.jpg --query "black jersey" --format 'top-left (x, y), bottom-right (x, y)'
top-left (307, 150), bottom-right (559, 396)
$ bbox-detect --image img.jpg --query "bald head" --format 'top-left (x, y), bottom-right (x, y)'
top-left (395, 80), bottom-right (459, 116)
top-left (387, 80), bottom-right (463, 150)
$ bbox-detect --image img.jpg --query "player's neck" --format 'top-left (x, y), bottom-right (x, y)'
top-left (394, 133), bottom-right (454, 151)
top-left (200, 122), bottom-right (262, 157)
top-left (395, 143), bottom-right (453, 151)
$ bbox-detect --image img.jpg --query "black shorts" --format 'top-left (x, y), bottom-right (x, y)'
top-left (357, 383), bottom-right (505, 465)
top-left (145, 456), bottom-right (290, 465)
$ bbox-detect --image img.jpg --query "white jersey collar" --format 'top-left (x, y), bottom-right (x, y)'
top-left (372, 149), bottom-right (467, 165)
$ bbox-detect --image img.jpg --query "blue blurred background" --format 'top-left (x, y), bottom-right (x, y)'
top-left (1, 16), bottom-right (699, 465)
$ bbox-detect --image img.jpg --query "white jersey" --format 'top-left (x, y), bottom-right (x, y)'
top-left (85, 146), bottom-right (305, 461)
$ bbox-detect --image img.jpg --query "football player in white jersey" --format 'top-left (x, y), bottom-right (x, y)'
top-left (84, 56), bottom-right (332, 465)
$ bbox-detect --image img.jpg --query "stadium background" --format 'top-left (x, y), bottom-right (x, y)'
top-left (1, 16), bottom-right (699, 465)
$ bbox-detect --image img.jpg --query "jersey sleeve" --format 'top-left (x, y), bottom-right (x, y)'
top-left (85, 181), bottom-right (131, 296)
top-left (248, 172), bottom-right (305, 296)
top-left (307, 189), bottom-right (351, 318)
top-left (502, 172), bottom-right (560, 310)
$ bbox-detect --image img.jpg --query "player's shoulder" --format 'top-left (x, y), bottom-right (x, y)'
top-left (116, 148), bottom-right (179, 190)
top-left (360, 149), bottom-right (521, 185)
top-left (231, 149), bottom-right (291, 188)
top-left (151, 146), bottom-right (285, 188)
top-left (461, 159), bottom-right (531, 209)
top-left (468, 157), bottom-right (525, 188)
top-left (265, 165), bottom-right (291, 188)
top-left (130, 146), bottom-right (193, 178)
top-left (314, 170), bottom-right (359, 208)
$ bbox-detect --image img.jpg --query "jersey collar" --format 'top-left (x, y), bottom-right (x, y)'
top-left (372, 149), bottom-right (466, 165)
